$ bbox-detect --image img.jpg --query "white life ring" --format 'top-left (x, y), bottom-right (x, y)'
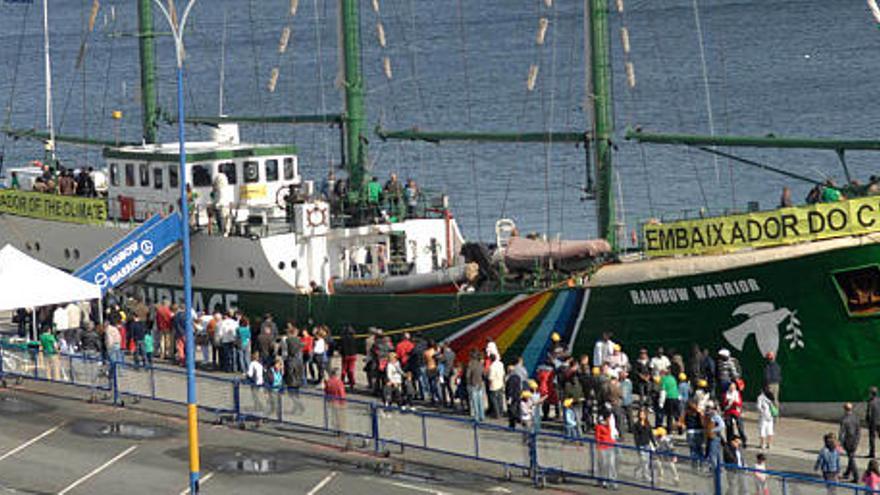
top-left (306, 207), bottom-right (327, 227)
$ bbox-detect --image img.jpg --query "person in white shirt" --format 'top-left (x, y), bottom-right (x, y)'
top-left (593, 332), bottom-right (615, 368)
top-left (65, 302), bottom-right (82, 331)
top-left (312, 327), bottom-right (328, 384)
top-left (245, 352), bottom-right (271, 418)
top-left (487, 354), bottom-right (505, 418)
top-left (650, 347), bottom-right (671, 377)
top-left (385, 352), bottom-right (404, 407)
top-left (219, 313), bottom-right (239, 372)
top-left (485, 339), bottom-right (500, 361)
top-left (757, 388), bottom-right (775, 450)
top-left (53, 306), bottom-right (69, 332)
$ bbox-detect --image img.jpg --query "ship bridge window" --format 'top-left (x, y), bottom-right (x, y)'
top-left (283, 158), bottom-right (295, 180)
top-left (153, 168), bottom-right (163, 190)
top-left (109, 163), bottom-right (119, 187)
top-left (168, 165), bottom-right (179, 188)
top-left (833, 266), bottom-right (880, 317)
top-left (124, 163), bottom-right (135, 187)
top-left (219, 162), bottom-right (237, 185)
top-left (192, 165), bottom-right (212, 187)
top-left (139, 164), bottom-right (149, 187)
top-left (265, 159), bottom-right (279, 182)
top-left (244, 161), bottom-right (259, 183)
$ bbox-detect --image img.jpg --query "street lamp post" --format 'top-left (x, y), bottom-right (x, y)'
top-left (152, 1), bottom-right (200, 493)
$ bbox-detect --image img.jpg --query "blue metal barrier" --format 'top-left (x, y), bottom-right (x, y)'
top-left (2, 344), bottom-right (875, 495)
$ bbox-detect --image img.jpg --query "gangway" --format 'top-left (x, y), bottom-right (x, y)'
top-left (74, 213), bottom-right (183, 295)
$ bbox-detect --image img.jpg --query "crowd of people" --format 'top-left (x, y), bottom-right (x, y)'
top-left (11, 295), bottom-right (880, 492)
top-left (7, 162), bottom-right (99, 197)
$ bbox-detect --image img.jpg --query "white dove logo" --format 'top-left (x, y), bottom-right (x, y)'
top-left (722, 302), bottom-right (804, 356)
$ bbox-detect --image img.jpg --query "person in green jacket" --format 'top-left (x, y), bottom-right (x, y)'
top-left (659, 370), bottom-right (680, 433)
top-left (40, 329), bottom-right (60, 380)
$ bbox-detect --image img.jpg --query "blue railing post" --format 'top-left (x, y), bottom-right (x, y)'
top-left (233, 379), bottom-right (241, 424)
top-left (149, 366), bottom-right (156, 400)
top-left (371, 403), bottom-right (380, 453)
top-left (528, 430), bottom-right (538, 486)
top-left (590, 441), bottom-right (596, 476)
top-left (421, 414), bottom-right (427, 448)
top-left (782, 476), bottom-right (787, 495)
top-left (31, 348), bottom-right (38, 379)
top-left (323, 394), bottom-right (329, 430)
top-left (473, 421), bottom-right (480, 458)
top-left (714, 461), bottom-right (723, 495)
top-left (111, 359), bottom-right (120, 406)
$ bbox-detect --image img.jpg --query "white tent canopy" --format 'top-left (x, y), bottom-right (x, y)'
top-left (0, 244), bottom-right (102, 312)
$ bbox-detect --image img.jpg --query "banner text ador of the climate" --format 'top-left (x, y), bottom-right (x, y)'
top-left (643, 195), bottom-right (880, 257)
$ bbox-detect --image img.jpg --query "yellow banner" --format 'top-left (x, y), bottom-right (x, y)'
top-left (644, 196), bottom-right (880, 257)
top-left (0, 189), bottom-right (108, 225)
top-left (239, 184), bottom-right (267, 200)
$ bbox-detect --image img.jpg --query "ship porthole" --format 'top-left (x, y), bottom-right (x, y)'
top-left (291, 260), bottom-right (297, 269)
top-left (248, 268), bottom-right (255, 279)
top-left (25, 242), bottom-right (32, 251)
top-left (34, 242), bottom-right (41, 252)
top-left (278, 262), bottom-right (285, 270)
top-left (73, 249), bottom-right (80, 260)
top-left (237, 267), bottom-right (244, 278)
top-left (64, 248), bottom-right (71, 259)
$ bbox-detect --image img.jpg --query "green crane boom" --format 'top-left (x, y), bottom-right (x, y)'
top-left (375, 126), bottom-right (590, 144)
top-left (137, 0), bottom-right (159, 144)
top-left (341, 0), bottom-right (367, 198)
top-left (590, 0), bottom-right (616, 250)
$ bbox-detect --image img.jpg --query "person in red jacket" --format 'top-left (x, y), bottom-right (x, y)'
top-left (324, 368), bottom-right (347, 435)
top-left (535, 363), bottom-right (559, 420)
top-left (595, 411), bottom-right (618, 489)
top-left (395, 332), bottom-right (414, 368)
top-left (722, 382), bottom-right (747, 448)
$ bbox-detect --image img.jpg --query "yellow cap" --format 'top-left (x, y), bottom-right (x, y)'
top-left (591, 366), bottom-right (601, 376)
top-left (653, 375), bottom-right (661, 384)
top-left (613, 343), bottom-right (621, 352)
top-left (551, 332), bottom-right (561, 342)
top-left (563, 398), bottom-right (574, 408)
top-left (653, 427), bottom-right (667, 437)
top-left (528, 379), bottom-right (538, 390)
top-left (521, 390), bottom-right (533, 399)
top-left (678, 373), bottom-right (687, 382)
top-left (697, 379), bottom-right (708, 388)
top-left (111, 110), bottom-right (123, 120)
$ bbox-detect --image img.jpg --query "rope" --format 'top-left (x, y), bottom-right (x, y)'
top-left (540, 1), bottom-right (560, 236)
top-left (247, 0), bottom-right (268, 141)
top-left (350, 278), bottom-right (574, 339)
top-left (2, 2), bottom-right (33, 161)
top-left (311, 0), bottom-right (330, 169)
top-left (691, 0), bottom-right (720, 185)
top-left (637, 143), bottom-right (655, 217)
top-left (454, 0), bottom-right (482, 240)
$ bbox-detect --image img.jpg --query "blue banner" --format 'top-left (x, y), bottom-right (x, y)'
top-left (74, 213), bottom-right (182, 295)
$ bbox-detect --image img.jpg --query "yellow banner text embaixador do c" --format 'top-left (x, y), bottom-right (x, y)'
top-left (644, 195), bottom-right (880, 257)
top-left (0, 189), bottom-right (107, 225)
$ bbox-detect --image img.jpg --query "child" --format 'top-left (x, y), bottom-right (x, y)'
top-left (757, 388), bottom-right (775, 450)
top-left (144, 331), bottom-right (154, 368)
top-left (677, 374), bottom-right (691, 418)
top-left (402, 371), bottom-right (417, 410)
top-left (754, 453), bottom-right (769, 495)
top-left (863, 460), bottom-right (880, 492)
top-left (654, 426), bottom-right (679, 484)
top-left (693, 379), bottom-right (711, 413)
top-left (563, 398), bottom-right (579, 438)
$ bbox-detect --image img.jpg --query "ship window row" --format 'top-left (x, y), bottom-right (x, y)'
top-left (110, 158), bottom-right (296, 190)
top-left (110, 163), bottom-right (179, 189)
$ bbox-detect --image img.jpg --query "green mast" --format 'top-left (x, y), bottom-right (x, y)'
top-left (588, 0), bottom-right (616, 249)
top-left (137, 0), bottom-right (159, 144)
top-left (340, 0), bottom-right (367, 198)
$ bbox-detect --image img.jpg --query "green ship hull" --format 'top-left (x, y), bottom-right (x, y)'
top-left (139, 234), bottom-right (880, 410)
